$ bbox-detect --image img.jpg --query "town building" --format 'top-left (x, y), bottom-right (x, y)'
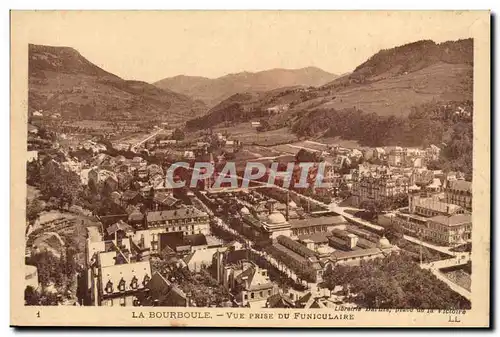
top-left (445, 180), bottom-right (472, 211)
top-left (144, 271), bottom-right (188, 307)
top-left (213, 249), bottom-right (276, 308)
top-left (289, 215), bottom-right (347, 238)
top-left (351, 167), bottom-right (409, 207)
top-left (387, 192), bottom-right (472, 246)
top-left (125, 207), bottom-right (210, 254)
top-left (271, 235), bottom-right (324, 282)
top-left (84, 226), bottom-right (152, 307)
top-left (387, 146), bottom-right (403, 166)
top-left (425, 144), bottom-right (441, 161)
top-left (265, 293), bottom-right (297, 308)
top-left (262, 211), bottom-right (292, 239)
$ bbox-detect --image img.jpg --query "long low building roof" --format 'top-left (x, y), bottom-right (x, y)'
top-left (146, 207), bottom-right (208, 223)
top-left (298, 233), bottom-right (330, 243)
top-left (289, 215), bottom-right (346, 229)
top-left (331, 247), bottom-right (384, 260)
top-left (429, 214), bottom-right (472, 227)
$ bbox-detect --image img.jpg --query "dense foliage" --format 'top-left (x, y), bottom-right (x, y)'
top-left (27, 159), bottom-right (83, 209)
top-left (27, 246), bottom-right (78, 293)
top-left (322, 253), bottom-right (470, 309)
top-left (292, 100), bottom-right (473, 177)
top-left (351, 39), bottom-right (473, 82)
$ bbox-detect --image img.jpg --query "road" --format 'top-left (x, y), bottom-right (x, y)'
top-left (329, 204), bottom-right (385, 232)
top-left (131, 129), bottom-right (164, 151)
top-left (208, 211), bottom-right (314, 289)
top-left (403, 234), bottom-right (467, 257)
top-left (189, 166), bottom-right (472, 300)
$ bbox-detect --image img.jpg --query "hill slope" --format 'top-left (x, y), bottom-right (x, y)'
top-left (187, 39), bottom-right (473, 132)
top-left (154, 67), bottom-right (338, 107)
top-left (29, 44), bottom-right (207, 122)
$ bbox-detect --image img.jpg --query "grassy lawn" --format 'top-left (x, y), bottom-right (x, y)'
top-left (214, 123), bottom-right (298, 146)
top-left (315, 136), bottom-right (361, 149)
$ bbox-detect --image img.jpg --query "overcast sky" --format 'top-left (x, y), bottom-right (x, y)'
top-left (17, 11), bottom-right (480, 82)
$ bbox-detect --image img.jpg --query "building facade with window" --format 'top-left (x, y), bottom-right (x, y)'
top-left (390, 192), bottom-right (472, 246)
top-left (213, 249), bottom-right (276, 308)
top-left (445, 180), bottom-right (472, 211)
top-left (130, 207), bottom-right (210, 253)
top-left (85, 226), bottom-right (153, 306)
top-left (98, 260), bottom-right (152, 307)
top-left (351, 168), bottom-right (409, 207)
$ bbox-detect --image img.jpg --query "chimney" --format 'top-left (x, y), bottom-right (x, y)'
top-left (347, 234), bottom-right (358, 249)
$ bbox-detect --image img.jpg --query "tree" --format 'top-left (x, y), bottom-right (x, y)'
top-left (26, 160), bottom-right (41, 185)
top-left (360, 200), bottom-right (380, 219)
top-left (38, 163), bottom-right (82, 208)
top-left (26, 198), bottom-right (44, 224)
top-left (321, 253), bottom-right (471, 310)
top-left (25, 286), bottom-right (40, 305)
top-left (172, 128), bottom-right (185, 141)
top-left (39, 291), bottom-right (60, 306)
top-left (28, 251), bottom-right (65, 288)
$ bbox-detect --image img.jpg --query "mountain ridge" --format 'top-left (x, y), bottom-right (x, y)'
top-left (154, 66), bottom-right (338, 107)
top-left (29, 44), bottom-right (207, 122)
top-left (186, 38), bottom-right (473, 135)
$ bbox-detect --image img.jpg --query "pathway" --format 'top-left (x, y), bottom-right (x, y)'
top-left (131, 129), bottom-right (164, 151)
top-left (421, 258), bottom-right (472, 300)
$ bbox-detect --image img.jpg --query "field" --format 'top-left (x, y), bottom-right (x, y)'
top-left (214, 123), bottom-right (298, 146)
top-left (315, 137), bottom-right (361, 149)
top-left (239, 145), bottom-right (282, 159)
top-left (316, 62), bottom-right (472, 117)
top-left (70, 120), bottom-right (115, 130)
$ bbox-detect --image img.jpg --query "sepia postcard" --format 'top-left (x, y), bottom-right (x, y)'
top-left (10, 10), bottom-right (490, 327)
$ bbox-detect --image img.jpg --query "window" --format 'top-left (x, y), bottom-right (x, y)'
top-left (259, 291), bottom-right (263, 297)
top-left (120, 297), bottom-right (126, 306)
top-left (268, 290), bottom-right (271, 296)
top-left (244, 294), bottom-right (248, 300)
top-left (251, 292), bottom-right (255, 299)
top-left (118, 278), bottom-right (126, 292)
top-left (143, 274), bottom-right (151, 286)
top-left (130, 276), bottom-right (138, 289)
top-left (107, 299), bottom-right (113, 306)
top-left (105, 280), bottom-right (114, 294)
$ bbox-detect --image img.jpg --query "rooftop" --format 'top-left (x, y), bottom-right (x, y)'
top-left (447, 180), bottom-right (472, 193)
top-left (87, 226), bottom-right (102, 242)
top-left (146, 207), bottom-right (208, 223)
top-left (429, 214), bottom-right (472, 227)
top-left (106, 220), bottom-right (133, 236)
top-left (99, 260), bottom-right (151, 296)
top-left (331, 247), bottom-right (384, 260)
top-left (289, 215), bottom-right (346, 229)
top-left (298, 233), bottom-right (330, 244)
top-left (415, 197), bottom-right (462, 215)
